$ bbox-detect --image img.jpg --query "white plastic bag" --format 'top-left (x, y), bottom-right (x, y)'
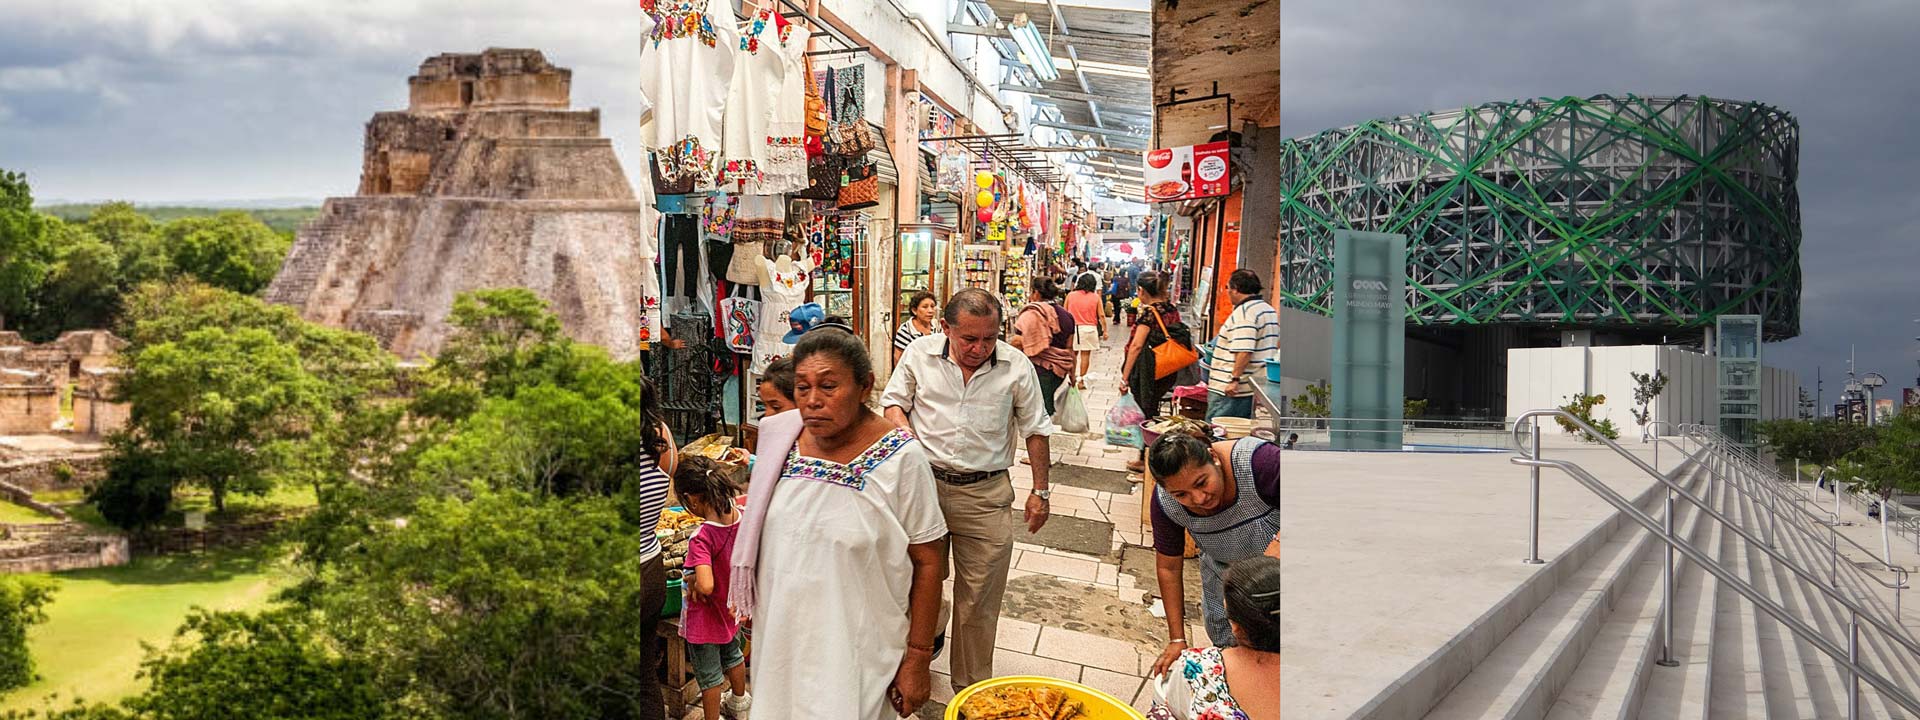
top-left (1054, 383), bottom-right (1090, 434)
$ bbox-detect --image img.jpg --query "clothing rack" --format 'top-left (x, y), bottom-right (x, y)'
top-left (920, 133), bottom-right (1067, 187)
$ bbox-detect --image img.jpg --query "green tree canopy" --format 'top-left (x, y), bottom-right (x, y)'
top-left (0, 170), bottom-right (54, 330)
top-left (156, 213), bottom-right (288, 295)
top-left (1755, 417), bottom-right (1880, 467)
top-left (0, 576), bottom-right (57, 692)
top-left (320, 490), bottom-right (653, 719)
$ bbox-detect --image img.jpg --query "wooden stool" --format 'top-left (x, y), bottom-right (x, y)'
top-left (656, 618), bottom-right (701, 718)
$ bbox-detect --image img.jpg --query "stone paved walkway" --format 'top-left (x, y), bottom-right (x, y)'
top-left (919, 326), bottom-right (1221, 715)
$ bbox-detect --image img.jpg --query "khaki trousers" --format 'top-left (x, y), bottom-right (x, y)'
top-left (935, 471), bottom-right (1014, 692)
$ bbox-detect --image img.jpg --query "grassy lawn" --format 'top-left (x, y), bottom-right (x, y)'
top-left (0, 501), bottom-right (62, 524)
top-left (0, 545), bottom-right (293, 712)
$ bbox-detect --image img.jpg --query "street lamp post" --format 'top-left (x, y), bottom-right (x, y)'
top-left (1862, 372), bottom-right (1886, 426)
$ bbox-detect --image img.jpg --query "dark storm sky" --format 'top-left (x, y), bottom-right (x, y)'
top-left (1281, 0), bottom-right (1920, 399)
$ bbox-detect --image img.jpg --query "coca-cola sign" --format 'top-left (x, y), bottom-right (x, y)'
top-left (1142, 141), bottom-right (1230, 203)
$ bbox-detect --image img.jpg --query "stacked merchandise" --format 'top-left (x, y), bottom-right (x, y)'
top-left (1000, 250), bottom-right (1029, 310)
top-left (812, 210), bottom-right (864, 319)
top-left (960, 245), bottom-right (1001, 294)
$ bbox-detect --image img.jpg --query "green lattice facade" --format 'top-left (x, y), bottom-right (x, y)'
top-left (1279, 95), bottom-right (1802, 340)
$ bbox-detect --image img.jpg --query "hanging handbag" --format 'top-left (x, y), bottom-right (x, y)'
top-left (650, 152), bottom-right (694, 196)
top-left (836, 162), bottom-right (879, 210)
top-left (797, 155), bottom-right (844, 201)
top-left (719, 292), bottom-right (759, 353)
top-left (825, 65), bottom-right (875, 158)
top-left (1147, 306), bottom-right (1199, 380)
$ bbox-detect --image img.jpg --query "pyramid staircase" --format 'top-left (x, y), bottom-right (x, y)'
top-left (1359, 412), bottom-right (1920, 720)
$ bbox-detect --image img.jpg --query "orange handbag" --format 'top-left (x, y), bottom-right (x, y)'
top-left (1148, 308), bottom-right (1199, 380)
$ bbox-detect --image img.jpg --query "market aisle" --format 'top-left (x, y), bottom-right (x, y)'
top-left (918, 324), bottom-right (1208, 717)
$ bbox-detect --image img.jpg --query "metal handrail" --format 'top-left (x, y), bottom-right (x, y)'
top-left (1511, 410), bottom-right (1920, 660)
top-left (1689, 426), bottom-right (1913, 584)
top-left (1514, 450), bottom-right (1920, 716)
top-left (1680, 427), bottom-right (1912, 617)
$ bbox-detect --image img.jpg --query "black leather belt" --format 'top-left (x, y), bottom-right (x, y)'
top-left (932, 466), bottom-right (1000, 485)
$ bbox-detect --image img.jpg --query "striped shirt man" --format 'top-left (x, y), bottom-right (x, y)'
top-left (1206, 296), bottom-right (1279, 397)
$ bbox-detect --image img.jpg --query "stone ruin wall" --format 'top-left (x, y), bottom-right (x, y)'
top-left (0, 331), bottom-right (126, 436)
top-left (267, 48), bottom-right (653, 361)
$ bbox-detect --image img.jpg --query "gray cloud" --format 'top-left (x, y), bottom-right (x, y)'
top-left (1283, 0), bottom-right (1920, 398)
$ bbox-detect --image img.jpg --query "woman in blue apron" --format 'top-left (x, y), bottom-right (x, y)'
top-left (1145, 431), bottom-right (1280, 677)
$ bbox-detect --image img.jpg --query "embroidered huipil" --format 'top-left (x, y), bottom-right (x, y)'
top-left (751, 257), bottom-right (812, 374)
top-left (639, 0), bottom-right (738, 190)
top-left (722, 9), bottom-right (809, 194)
top-left (634, 162), bottom-right (665, 344)
top-left (751, 429), bottom-right (947, 720)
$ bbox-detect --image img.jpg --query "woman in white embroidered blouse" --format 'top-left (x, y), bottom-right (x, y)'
top-left (739, 322), bottom-right (948, 719)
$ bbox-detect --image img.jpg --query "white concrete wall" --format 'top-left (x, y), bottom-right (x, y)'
top-left (1274, 306), bottom-right (1330, 405)
top-left (1506, 344), bottom-right (1799, 435)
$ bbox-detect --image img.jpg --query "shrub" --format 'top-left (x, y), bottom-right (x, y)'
top-left (1556, 393), bottom-right (1619, 442)
top-left (0, 577), bottom-right (57, 692)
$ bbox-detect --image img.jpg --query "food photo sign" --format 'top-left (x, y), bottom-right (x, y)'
top-left (1143, 141), bottom-right (1230, 203)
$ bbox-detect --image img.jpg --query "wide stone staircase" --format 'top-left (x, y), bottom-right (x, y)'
top-left (1380, 418), bottom-right (1920, 720)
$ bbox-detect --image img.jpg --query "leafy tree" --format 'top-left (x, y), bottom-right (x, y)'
top-left (1403, 398), bottom-right (1428, 419)
top-left (0, 576), bottom-right (57, 692)
top-left (89, 444), bottom-right (176, 530)
top-left (1290, 382), bottom-right (1329, 418)
top-left (0, 170), bottom-right (53, 330)
top-left (116, 327), bottom-right (332, 514)
top-left (82, 202), bottom-right (155, 248)
top-left (1840, 408), bottom-right (1920, 496)
top-left (1755, 418), bottom-right (1879, 467)
top-left (1556, 393), bottom-right (1619, 441)
top-left (1627, 370), bottom-right (1669, 435)
top-left (29, 220), bottom-right (122, 336)
top-left (156, 213), bottom-right (288, 295)
top-left (320, 490), bottom-right (654, 719)
top-left (118, 609), bottom-right (388, 720)
top-left (413, 289), bottom-right (569, 420)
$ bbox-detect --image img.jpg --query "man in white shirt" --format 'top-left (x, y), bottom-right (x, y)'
top-left (881, 287), bottom-right (1055, 693)
top-left (1205, 268), bottom-right (1280, 419)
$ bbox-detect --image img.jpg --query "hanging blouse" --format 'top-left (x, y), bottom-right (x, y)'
top-left (638, 0), bottom-right (738, 189)
top-left (722, 9), bottom-right (810, 194)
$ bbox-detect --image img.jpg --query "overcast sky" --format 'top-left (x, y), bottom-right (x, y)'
top-left (1, 0), bottom-right (1913, 395)
top-left (1283, 0), bottom-right (1920, 401)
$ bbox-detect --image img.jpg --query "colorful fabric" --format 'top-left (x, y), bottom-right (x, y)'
top-left (1148, 646), bottom-right (1249, 720)
top-left (638, 0), bottom-right (736, 189)
top-left (702, 193), bottom-right (739, 241)
top-left (681, 520), bottom-right (742, 644)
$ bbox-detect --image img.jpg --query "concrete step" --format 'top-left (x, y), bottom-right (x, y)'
top-left (1638, 476), bottom-right (1729, 720)
top-left (1749, 479), bottom-right (1842, 719)
top-left (1544, 468), bottom-right (1715, 720)
top-left (1422, 462), bottom-right (1709, 720)
top-left (1706, 477), bottom-right (1768, 719)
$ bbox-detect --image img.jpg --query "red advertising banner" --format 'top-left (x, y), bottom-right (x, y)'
top-left (1144, 141), bottom-right (1230, 203)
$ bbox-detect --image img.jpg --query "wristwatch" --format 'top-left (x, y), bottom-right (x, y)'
top-left (1032, 489), bottom-right (1052, 502)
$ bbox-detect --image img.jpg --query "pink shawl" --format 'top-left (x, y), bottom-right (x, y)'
top-left (728, 408), bottom-right (804, 620)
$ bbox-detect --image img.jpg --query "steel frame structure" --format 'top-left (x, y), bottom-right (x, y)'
top-left (1279, 94), bottom-right (1802, 339)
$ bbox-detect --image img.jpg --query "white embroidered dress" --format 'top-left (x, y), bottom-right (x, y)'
top-left (750, 429), bottom-right (947, 720)
top-left (722, 8), bottom-right (810, 194)
top-left (751, 256), bottom-right (812, 374)
top-left (638, 0), bottom-right (737, 188)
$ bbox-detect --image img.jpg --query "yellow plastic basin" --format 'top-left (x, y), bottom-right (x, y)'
top-left (946, 675), bottom-right (1146, 720)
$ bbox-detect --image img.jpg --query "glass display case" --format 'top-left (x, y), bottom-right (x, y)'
top-left (896, 223), bottom-right (954, 324)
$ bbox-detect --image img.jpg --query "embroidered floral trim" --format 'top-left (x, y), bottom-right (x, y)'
top-left (703, 194), bottom-right (739, 238)
top-left (766, 135), bottom-right (805, 147)
top-left (661, 136), bottom-right (716, 184)
top-left (782, 429), bottom-right (916, 492)
top-left (644, 0), bottom-right (720, 48)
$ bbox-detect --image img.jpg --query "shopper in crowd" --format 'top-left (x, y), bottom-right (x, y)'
top-left (1119, 271), bottom-right (1183, 473)
top-left (1284, 433), bottom-right (1299, 450)
top-left (672, 457), bottom-right (751, 720)
top-left (758, 356), bottom-right (796, 415)
top-left (1065, 273), bottom-right (1109, 387)
top-left (881, 287), bottom-right (1056, 693)
top-left (630, 377), bottom-right (681, 720)
top-left (1143, 431), bottom-right (1279, 674)
top-left (892, 290), bottom-right (939, 366)
top-left (1013, 279), bottom-right (1078, 416)
top-left (1204, 269), bottom-right (1280, 420)
top-left (1072, 260), bottom-right (1101, 292)
top-left (731, 321), bottom-right (947, 719)
top-left (1149, 556), bottom-right (1280, 720)
top-left (1107, 269), bottom-right (1133, 327)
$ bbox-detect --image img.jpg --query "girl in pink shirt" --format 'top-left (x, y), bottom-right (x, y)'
top-left (675, 457), bottom-right (752, 719)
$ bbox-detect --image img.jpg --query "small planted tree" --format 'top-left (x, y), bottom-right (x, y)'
top-left (0, 576), bottom-right (56, 692)
top-left (1628, 370), bottom-right (1669, 442)
top-left (1556, 393), bottom-right (1619, 442)
top-left (1291, 382), bottom-right (1330, 419)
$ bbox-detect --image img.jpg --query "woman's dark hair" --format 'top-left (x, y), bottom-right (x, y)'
top-left (907, 290), bottom-right (937, 315)
top-left (1147, 430), bottom-right (1214, 481)
top-left (791, 322), bottom-right (875, 391)
top-left (1033, 279), bottom-right (1063, 303)
top-left (761, 357), bottom-right (795, 399)
top-left (1075, 273), bottom-right (1099, 293)
top-left (637, 376), bottom-right (671, 460)
top-left (1136, 271), bottom-right (1168, 299)
top-left (1224, 555), bottom-right (1279, 652)
top-left (672, 456), bottom-right (739, 507)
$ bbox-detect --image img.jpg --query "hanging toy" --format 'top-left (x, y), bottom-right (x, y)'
top-left (975, 171), bottom-right (994, 190)
top-left (976, 190), bottom-right (995, 208)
